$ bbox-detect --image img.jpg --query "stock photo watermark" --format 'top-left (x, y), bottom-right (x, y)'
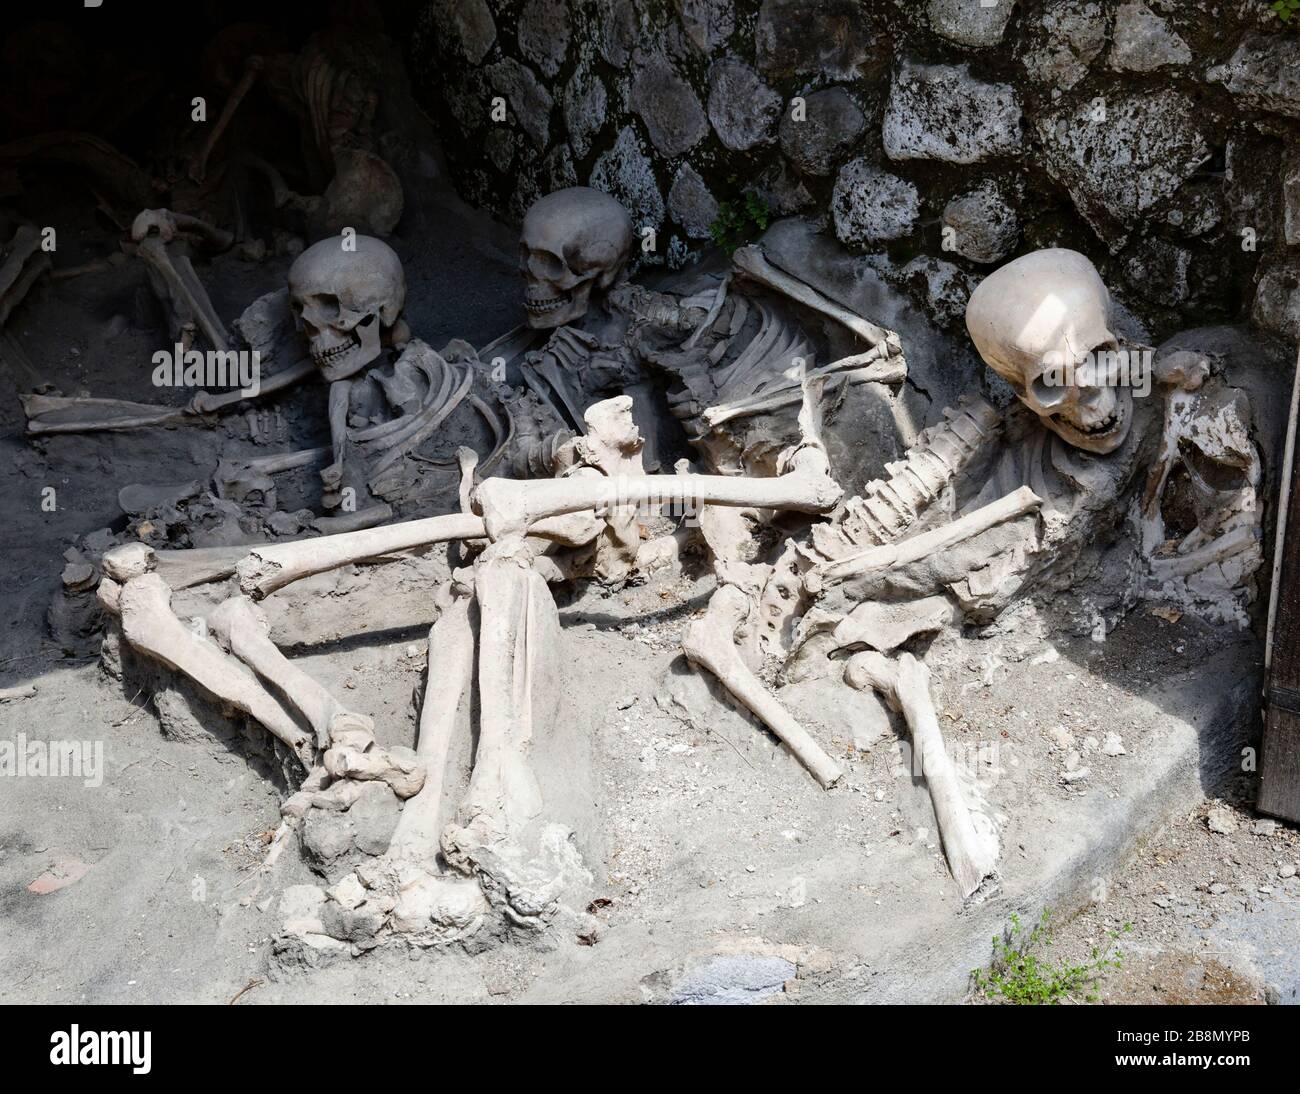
top-left (1040, 347), bottom-right (1155, 398)
top-left (151, 345), bottom-right (261, 399)
top-left (0, 734), bottom-right (104, 788)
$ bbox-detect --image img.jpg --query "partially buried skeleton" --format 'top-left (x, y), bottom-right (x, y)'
top-left (86, 193), bottom-right (1266, 950)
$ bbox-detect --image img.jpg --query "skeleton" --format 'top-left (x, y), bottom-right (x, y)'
top-left (41, 171), bottom-right (1273, 919)
top-left (96, 393), bottom-right (841, 945)
top-left (671, 247), bottom-right (1266, 899)
top-left (23, 233), bottom-right (516, 537)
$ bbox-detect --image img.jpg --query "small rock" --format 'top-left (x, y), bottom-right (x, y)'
top-left (265, 510), bottom-right (303, 537)
top-left (321, 899), bottom-right (386, 942)
top-left (1284, 151), bottom-right (1300, 248)
top-left (1207, 807), bottom-right (1238, 835)
top-left (667, 164), bottom-right (720, 240)
top-left (779, 87), bottom-right (866, 177)
top-left (927, 0), bottom-right (1016, 48)
top-left (1251, 818), bottom-right (1278, 837)
top-left (61, 562), bottom-right (96, 591)
top-left (901, 256), bottom-right (972, 324)
top-left (629, 52), bottom-right (708, 158)
top-left (1061, 766), bottom-right (1091, 784)
top-left (1101, 733), bottom-right (1127, 757)
top-left (707, 59), bottom-right (782, 152)
top-left (1278, 864), bottom-right (1296, 880)
top-left (517, 0), bottom-right (570, 79)
top-left (486, 58), bottom-right (553, 149)
top-left (1209, 34), bottom-right (1300, 121)
top-left (1021, 0), bottom-right (1106, 90)
top-left (1035, 91), bottom-right (1209, 244)
top-left (328, 873), bottom-right (366, 911)
top-left (1109, 2), bottom-right (1190, 73)
top-left (1047, 726), bottom-right (1076, 751)
top-left (590, 125), bottom-right (666, 231)
top-left (348, 781), bottom-right (402, 856)
top-left (882, 62), bottom-right (1021, 165)
top-left (1208, 882), bottom-right (1229, 895)
top-left (941, 181), bottom-right (1019, 264)
top-left (831, 158), bottom-right (919, 245)
top-left (1252, 259), bottom-right (1300, 344)
top-left (428, 0), bottom-right (496, 64)
top-left (27, 858), bottom-right (91, 894)
top-left (755, 0), bottom-right (873, 80)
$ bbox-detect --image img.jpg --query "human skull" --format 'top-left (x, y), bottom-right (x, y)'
top-left (288, 235), bottom-right (405, 381)
top-left (966, 249), bottom-right (1132, 454)
top-left (519, 187), bottom-right (634, 329)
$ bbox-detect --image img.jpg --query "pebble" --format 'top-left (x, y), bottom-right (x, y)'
top-left (1279, 864), bottom-right (1297, 879)
top-left (1206, 807), bottom-right (1238, 835)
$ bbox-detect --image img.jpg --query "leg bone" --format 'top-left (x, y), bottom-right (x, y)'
top-left (844, 651), bottom-right (996, 898)
top-left (117, 574), bottom-right (314, 768)
top-left (683, 583), bottom-right (843, 788)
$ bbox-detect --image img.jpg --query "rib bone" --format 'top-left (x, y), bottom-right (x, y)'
top-left (806, 485), bottom-right (1042, 590)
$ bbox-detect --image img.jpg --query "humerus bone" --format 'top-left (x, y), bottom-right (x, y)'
top-left (807, 485), bottom-right (1042, 590)
top-left (683, 583), bottom-right (843, 788)
top-left (474, 444), bottom-right (842, 539)
top-left (700, 351), bottom-right (907, 428)
top-left (117, 574), bottom-right (314, 768)
top-left (844, 651), bottom-right (996, 898)
top-left (236, 512), bottom-right (487, 597)
top-left (731, 244), bottom-right (902, 355)
top-left (23, 359), bottom-right (317, 434)
top-left (134, 235), bottom-right (231, 351)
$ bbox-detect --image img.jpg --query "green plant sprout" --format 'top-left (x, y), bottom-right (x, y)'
top-left (970, 909), bottom-right (1130, 1005)
top-left (1272, 0), bottom-right (1300, 24)
top-left (708, 191), bottom-right (772, 254)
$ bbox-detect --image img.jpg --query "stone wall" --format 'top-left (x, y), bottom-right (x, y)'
top-left (406, 0), bottom-right (1300, 344)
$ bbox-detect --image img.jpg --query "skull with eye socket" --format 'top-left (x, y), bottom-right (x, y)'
top-left (966, 249), bottom-right (1132, 455)
top-left (519, 187), bottom-right (634, 329)
top-left (288, 235), bottom-right (406, 381)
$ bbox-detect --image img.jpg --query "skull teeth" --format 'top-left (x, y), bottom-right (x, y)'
top-left (313, 340), bottom-right (357, 364)
top-left (525, 295), bottom-right (567, 313)
top-left (1060, 410), bottom-right (1119, 435)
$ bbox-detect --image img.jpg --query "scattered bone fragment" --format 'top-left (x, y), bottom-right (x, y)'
top-left (0, 684), bottom-right (37, 702)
